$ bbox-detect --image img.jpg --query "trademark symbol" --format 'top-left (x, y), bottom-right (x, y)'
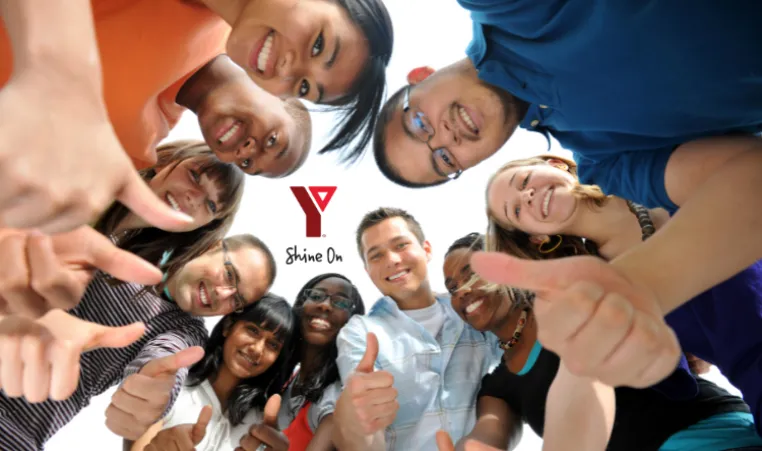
top-left (322, 234), bottom-right (326, 237)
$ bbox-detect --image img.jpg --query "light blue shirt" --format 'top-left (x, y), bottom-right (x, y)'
top-left (336, 295), bottom-right (501, 450)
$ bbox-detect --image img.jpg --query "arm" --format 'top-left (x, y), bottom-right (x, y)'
top-left (0, 0), bottom-right (101, 84)
top-left (613, 135), bottom-right (762, 314)
top-left (542, 363), bottom-right (615, 451)
top-left (457, 396), bottom-right (522, 451)
top-left (333, 326), bottom-right (389, 451)
top-left (306, 413), bottom-right (337, 451)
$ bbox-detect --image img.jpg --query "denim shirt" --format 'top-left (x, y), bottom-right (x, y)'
top-left (336, 295), bottom-right (501, 450)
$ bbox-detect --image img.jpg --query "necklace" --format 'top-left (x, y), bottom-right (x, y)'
top-left (625, 200), bottom-right (655, 241)
top-left (499, 308), bottom-right (531, 351)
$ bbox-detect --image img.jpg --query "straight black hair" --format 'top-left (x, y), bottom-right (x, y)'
top-left (186, 293), bottom-right (296, 426)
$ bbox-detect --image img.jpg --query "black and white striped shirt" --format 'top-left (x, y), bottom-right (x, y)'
top-left (0, 273), bottom-right (208, 451)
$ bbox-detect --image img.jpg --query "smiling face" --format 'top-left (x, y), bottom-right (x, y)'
top-left (222, 320), bottom-right (283, 379)
top-left (299, 277), bottom-right (353, 347)
top-left (443, 248), bottom-right (511, 332)
top-left (381, 61), bottom-right (519, 186)
top-left (147, 157), bottom-right (225, 232)
top-left (225, 0), bottom-right (369, 105)
top-left (167, 244), bottom-right (272, 317)
top-left (488, 163), bottom-right (579, 236)
top-left (361, 217), bottom-right (432, 301)
top-left (194, 58), bottom-right (309, 177)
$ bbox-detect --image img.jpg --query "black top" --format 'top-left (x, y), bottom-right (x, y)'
top-left (479, 348), bottom-right (749, 451)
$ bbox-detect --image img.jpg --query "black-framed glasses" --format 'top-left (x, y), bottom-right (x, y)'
top-left (302, 289), bottom-right (353, 312)
top-left (222, 241), bottom-right (247, 312)
top-left (402, 85), bottom-right (464, 181)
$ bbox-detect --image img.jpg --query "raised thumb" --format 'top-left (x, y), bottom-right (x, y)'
top-left (355, 332), bottom-right (379, 373)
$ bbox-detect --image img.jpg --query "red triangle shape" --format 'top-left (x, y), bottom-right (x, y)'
top-left (309, 186), bottom-right (336, 212)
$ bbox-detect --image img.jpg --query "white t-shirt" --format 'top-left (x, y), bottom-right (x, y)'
top-left (161, 380), bottom-right (263, 451)
top-left (403, 301), bottom-right (446, 338)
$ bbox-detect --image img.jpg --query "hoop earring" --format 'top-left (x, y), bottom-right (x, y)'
top-left (538, 235), bottom-right (563, 254)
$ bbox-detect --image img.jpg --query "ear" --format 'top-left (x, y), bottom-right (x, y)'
top-left (423, 240), bottom-right (433, 262)
top-left (529, 235), bottom-right (549, 245)
top-left (545, 158), bottom-right (569, 172)
top-left (407, 66), bottom-right (436, 85)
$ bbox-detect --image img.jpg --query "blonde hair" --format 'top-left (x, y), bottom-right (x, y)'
top-left (484, 154), bottom-right (604, 263)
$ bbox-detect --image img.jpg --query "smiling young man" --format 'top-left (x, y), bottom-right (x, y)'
top-left (0, 234), bottom-right (277, 451)
top-left (331, 207), bottom-right (500, 451)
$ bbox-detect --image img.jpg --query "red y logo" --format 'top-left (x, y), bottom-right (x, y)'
top-left (291, 186), bottom-right (337, 237)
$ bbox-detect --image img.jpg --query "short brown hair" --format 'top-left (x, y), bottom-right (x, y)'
top-left (355, 207), bottom-right (425, 260)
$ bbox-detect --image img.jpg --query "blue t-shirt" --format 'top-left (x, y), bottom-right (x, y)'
top-left (461, 0), bottom-right (762, 212)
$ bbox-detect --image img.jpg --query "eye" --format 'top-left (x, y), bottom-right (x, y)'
top-left (396, 242), bottom-right (408, 250)
top-left (440, 152), bottom-right (455, 168)
top-left (207, 200), bottom-right (217, 214)
top-left (190, 169), bottom-right (201, 183)
top-left (522, 173), bottom-right (531, 189)
top-left (225, 267), bottom-right (234, 284)
top-left (369, 253), bottom-right (381, 261)
top-left (514, 206), bottom-right (521, 218)
top-left (247, 326), bottom-right (260, 336)
top-left (240, 159), bottom-right (251, 169)
top-left (298, 79), bottom-right (310, 97)
top-left (266, 133), bottom-right (278, 148)
top-left (312, 32), bottom-right (324, 57)
top-left (268, 341), bottom-right (281, 351)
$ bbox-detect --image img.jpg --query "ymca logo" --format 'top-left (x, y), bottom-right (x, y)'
top-left (290, 186), bottom-right (337, 237)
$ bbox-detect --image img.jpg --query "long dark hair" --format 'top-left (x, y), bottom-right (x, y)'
top-left (318, 0), bottom-right (394, 164)
top-left (186, 293), bottom-right (296, 426)
top-left (94, 140), bottom-right (245, 289)
top-left (289, 273), bottom-right (365, 403)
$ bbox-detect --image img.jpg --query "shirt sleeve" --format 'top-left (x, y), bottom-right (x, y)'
top-left (307, 381), bottom-right (341, 432)
top-left (574, 148), bottom-right (678, 213)
top-left (335, 316), bottom-right (371, 384)
top-left (121, 322), bottom-right (209, 417)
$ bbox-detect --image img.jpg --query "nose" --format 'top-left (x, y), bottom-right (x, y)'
top-left (185, 186), bottom-right (205, 212)
top-left (521, 187), bottom-right (535, 205)
top-left (386, 252), bottom-right (402, 266)
top-left (437, 117), bottom-right (460, 147)
top-left (215, 285), bottom-right (236, 301)
top-left (315, 300), bottom-right (333, 312)
top-left (236, 137), bottom-right (257, 160)
top-left (247, 340), bottom-right (264, 361)
top-left (276, 49), bottom-right (299, 80)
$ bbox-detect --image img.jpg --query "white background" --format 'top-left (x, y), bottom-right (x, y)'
top-left (48, 0), bottom-right (740, 449)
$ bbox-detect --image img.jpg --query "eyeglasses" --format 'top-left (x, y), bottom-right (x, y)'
top-left (222, 241), bottom-right (247, 313)
top-left (302, 289), bottom-right (353, 312)
top-left (402, 85), bottom-right (463, 181)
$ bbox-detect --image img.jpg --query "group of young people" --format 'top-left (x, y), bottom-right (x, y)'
top-left (1, 0), bottom-right (762, 450)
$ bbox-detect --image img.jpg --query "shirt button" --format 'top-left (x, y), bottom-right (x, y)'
top-left (530, 119), bottom-right (540, 127)
top-left (539, 105), bottom-right (548, 109)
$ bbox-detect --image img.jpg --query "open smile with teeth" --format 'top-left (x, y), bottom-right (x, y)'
top-left (198, 282), bottom-right (211, 308)
top-left (257, 31), bottom-right (274, 73)
top-left (238, 351), bottom-right (259, 367)
top-left (464, 298), bottom-right (485, 316)
top-left (310, 318), bottom-right (331, 331)
top-left (458, 106), bottom-right (479, 134)
top-left (542, 188), bottom-right (553, 218)
top-left (386, 270), bottom-right (410, 282)
top-left (218, 121), bottom-right (242, 145)
top-left (166, 192), bottom-right (182, 212)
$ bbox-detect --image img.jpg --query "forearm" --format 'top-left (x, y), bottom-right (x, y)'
top-left (333, 425), bottom-right (385, 451)
top-left (543, 364), bottom-right (615, 451)
top-left (0, 0), bottom-right (102, 82)
top-left (613, 146), bottom-right (762, 314)
top-left (306, 414), bottom-right (337, 451)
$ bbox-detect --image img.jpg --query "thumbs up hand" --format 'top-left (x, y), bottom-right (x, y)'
top-left (105, 347), bottom-right (205, 440)
top-left (145, 405), bottom-right (213, 451)
top-left (0, 309), bottom-right (145, 403)
top-left (335, 332), bottom-right (398, 446)
top-left (237, 394), bottom-right (289, 451)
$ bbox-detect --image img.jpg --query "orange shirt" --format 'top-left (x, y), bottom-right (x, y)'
top-left (0, 0), bottom-right (230, 169)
